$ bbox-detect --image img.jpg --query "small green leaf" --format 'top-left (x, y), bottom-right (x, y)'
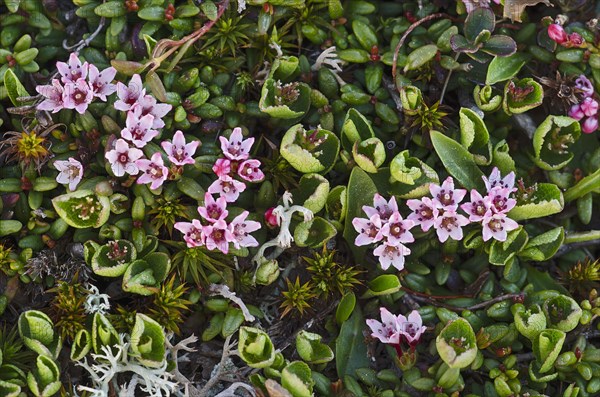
top-left (532, 115), bottom-right (581, 171)
top-left (4, 68), bottom-right (30, 106)
top-left (363, 274), bottom-right (401, 297)
top-left (436, 318), bottom-right (478, 369)
top-left (343, 168), bottom-right (378, 259)
top-left (430, 130), bottom-right (485, 191)
top-left (336, 307), bottom-right (369, 378)
top-left (533, 329), bottom-right (565, 373)
top-left (508, 183), bottom-right (564, 221)
top-left (486, 53), bottom-right (530, 85)
top-left (294, 217), bottom-right (337, 248)
top-left (404, 44), bottom-right (438, 72)
top-left (296, 331), bottom-right (334, 364)
top-left (238, 326), bottom-right (276, 368)
top-left (281, 361), bottom-right (314, 397)
top-left (519, 227), bottom-right (564, 261)
top-left (336, 292), bottom-right (356, 325)
top-left (464, 8), bottom-right (495, 41)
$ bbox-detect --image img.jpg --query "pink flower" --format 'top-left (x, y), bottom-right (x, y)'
top-left (580, 97), bottom-right (599, 117)
top-left (547, 24), bottom-right (567, 44)
top-left (62, 79), bottom-right (93, 114)
top-left (582, 116), bottom-right (599, 134)
top-left (88, 64), bottom-right (117, 101)
top-left (135, 152), bottom-right (168, 190)
top-left (352, 215), bottom-right (383, 246)
top-left (229, 211), bottom-right (261, 249)
top-left (366, 307), bottom-right (403, 345)
top-left (36, 79), bottom-right (64, 113)
top-left (373, 242), bottom-right (411, 271)
top-left (398, 311), bottom-right (427, 346)
top-left (488, 187), bottom-right (516, 214)
top-left (130, 94), bottom-right (172, 129)
top-left (363, 194), bottom-right (399, 222)
top-left (430, 177), bottom-right (466, 210)
top-left (433, 210), bottom-right (470, 243)
top-left (568, 104), bottom-right (585, 121)
top-left (483, 167), bottom-right (516, 193)
top-left (481, 213), bottom-right (519, 242)
top-left (238, 159), bottom-right (264, 182)
top-left (575, 75), bottom-right (594, 98)
top-left (461, 190), bottom-right (492, 222)
top-left (203, 220), bottom-right (234, 254)
top-left (114, 74), bottom-right (145, 112)
top-left (406, 197), bottom-right (439, 232)
top-left (105, 138), bottom-right (143, 177)
top-left (54, 157), bottom-right (83, 191)
top-left (161, 130), bottom-right (199, 166)
top-left (219, 127), bottom-right (254, 161)
top-left (377, 212), bottom-right (415, 246)
top-left (198, 193), bottom-right (229, 223)
top-left (174, 220), bottom-right (204, 248)
top-left (207, 175), bottom-right (246, 202)
top-left (264, 208), bottom-right (279, 227)
top-left (56, 53), bottom-right (88, 84)
top-left (120, 112), bottom-right (158, 148)
top-left (212, 158), bottom-right (231, 178)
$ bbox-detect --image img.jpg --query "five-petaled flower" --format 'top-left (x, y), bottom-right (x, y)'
top-left (62, 78), bottom-right (94, 114)
top-left (56, 53), bottom-right (88, 84)
top-left (105, 138), bottom-right (143, 177)
top-left (114, 74), bottom-right (146, 112)
top-left (229, 211), bottom-right (261, 249)
top-left (88, 64), bottom-right (117, 101)
top-left (54, 157), bottom-right (84, 191)
top-left (220, 127), bottom-right (254, 161)
top-left (135, 152), bottom-right (169, 190)
top-left (203, 220), bottom-right (234, 254)
top-left (120, 112), bottom-right (158, 148)
top-left (161, 130), bottom-right (199, 166)
top-left (208, 175), bottom-right (247, 202)
top-left (174, 220), bottom-right (204, 248)
top-left (198, 193), bottom-right (229, 223)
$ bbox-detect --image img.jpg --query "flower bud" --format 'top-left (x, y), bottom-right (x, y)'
top-left (264, 207), bottom-right (279, 227)
top-left (568, 104), bottom-right (584, 121)
top-left (580, 97), bottom-right (599, 117)
top-left (568, 32), bottom-right (584, 46)
top-left (547, 24), bottom-right (567, 44)
top-left (582, 117), bottom-right (599, 134)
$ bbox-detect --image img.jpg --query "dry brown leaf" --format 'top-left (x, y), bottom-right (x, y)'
top-left (503, 0), bottom-right (553, 22)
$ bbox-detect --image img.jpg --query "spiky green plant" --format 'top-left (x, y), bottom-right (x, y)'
top-left (303, 248), bottom-right (362, 298)
top-left (148, 275), bottom-right (191, 335)
top-left (280, 277), bottom-right (315, 318)
top-left (0, 324), bottom-right (35, 371)
top-left (48, 280), bottom-right (87, 341)
top-left (148, 198), bottom-right (190, 237)
top-left (563, 258), bottom-right (600, 296)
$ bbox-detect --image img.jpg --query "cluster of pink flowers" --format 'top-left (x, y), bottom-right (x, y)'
top-left (408, 169), bottom-right (519, 243)
top-left (209, 127), bottom-right (264, 202)
top-left (367, 308), bottom-right (427, 354)
top-left (37, 53), bottom-right (117, 114)
top-left (547, 24), bottom-right (584, 48)
top-left (568, 75), bottom-right (598, 134)
top-left (174, 192), bottom-right (261, 254)
top-left (352, 194), bottom-right (415, 272)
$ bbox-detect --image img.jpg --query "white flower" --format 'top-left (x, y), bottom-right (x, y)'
top-left (54, 157), bottom-right (83, 191)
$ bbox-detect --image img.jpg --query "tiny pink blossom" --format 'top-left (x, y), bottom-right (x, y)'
top-left (582, 116), bottom-right (599, 134)
top-left (229, 211), bottom-right (261, 249)
top-left (398, 311), bottom-right (427, 346)
top-left (575, 75), bottom-right (594, 98)
top-left (105, 138), bottom-right (143, 177)
top-left (430, 177), bottom-right (466, 210)
top-left (433, 210), bottom-right (470, 243)
top-left (219, 127), bottom-right (254, 161)
top-left (406, 197), bottom-right (439, 232)
top-left (483, 167), bottom-right (516, 192)
top-left (373, 242), bottom-right (411, 271)
top-left (482, 213), bottom-right (519, 242)
top-left (580, 97), bottom-right (599, 117)
top-left (135, 152), bottom-right (168, 190)
top-left (568, 32), bottom-right (584, 46)
top-left (130, 94), bottom-right (172, 129)
top-left (363, 194), bottom-right (399, 222)
top-left (88, 64), bottom-right (117, 101)
top-left (114, 74), bottom-right (145, 112)
top-left (120, 112), bottom-right (158, 148)
top-left (161, 130), bottom-right (199, 166)
top-left (237, 159), bottom-right (264, 182)
top-left (198, 193), bottom-right (229, 223)
top-left (174, 220), bottom-right (204, 248)
top-left (54, 157), bottom-right (83, 191)
top-left (264, 207), bottom-right (279, 227)
top-left (366, 307), bottom-right (403, 345)
top-left (36, 79), bottom-right (64, 113)
top-left (212, 158), bottom-right (231, 178)
top-left (207, 175), bottom-right (246, 202)
top-left (56, 53), bottom-right (88, 84)
top-left (203, 220), bottom-right (234, 254)
top-left (62, 79), bottom-right (93, 114)
top-left (377, 212), bottom-right (415, 246)
top-left (352, 215), bottom-right (383, 246)
top-left (547, 24), bottom-right (567, 44)
top-left (568, 104), bottom-right (585, 121)
top-left (488, 187), bottom-right (516, 214)
top-left (460, 190), bottom-right (492, 222)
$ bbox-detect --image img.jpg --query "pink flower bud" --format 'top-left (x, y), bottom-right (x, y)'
top-left (568, 32), bottom-right (584, 46)
top-left (568, 104), bottom-right (585, 121)
top-left (582, 117), bottom-right (599, 134)
top-left (547, 24), bottom-right (567, 44)
top-left (264, 207), bottom-right (279, 227)
top-left (580, 97), bottom-right (599, 117)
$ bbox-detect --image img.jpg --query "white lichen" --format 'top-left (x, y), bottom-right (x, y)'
top-left (311, 46), bottom-right (346, 86)
top-left (84, 284), bottom-right (111, 315)
top-left (209, 284), bottom-right (255, 322)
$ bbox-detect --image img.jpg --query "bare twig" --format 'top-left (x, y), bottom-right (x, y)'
top-left (198, 335), bottom-right (238, 396)
top-left (64, 17), bottom-right (107, 52)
